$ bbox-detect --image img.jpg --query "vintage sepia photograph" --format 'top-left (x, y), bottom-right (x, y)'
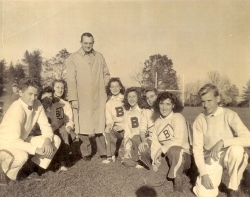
top-left (0, 0), bottom-right (250, 196)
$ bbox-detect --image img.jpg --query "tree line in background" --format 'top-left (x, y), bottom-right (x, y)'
top-left (0, 50), bottom-right (249, 107)
top-left (0, 49), bottom-right (70, 96)
top-left (184, 70), bottom-right (250, 107)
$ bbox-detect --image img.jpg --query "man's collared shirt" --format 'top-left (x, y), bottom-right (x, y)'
top-left (207, 106), bottom-right (223, 117)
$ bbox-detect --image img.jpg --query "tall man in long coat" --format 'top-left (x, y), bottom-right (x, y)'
top-left (66, 32), bottom-right (110, 161)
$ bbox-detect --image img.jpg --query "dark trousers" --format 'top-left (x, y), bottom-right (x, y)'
top-left (146, 146), bottom-right (191, 187)
top-left (54, 127), bottom-right (71, 165)
top-left (140, 139), bottom-right (152, 168)
top-left (122, 135), bottom-right (142, 167)
top-left (78, 134), bottom-right (106, 157)
top-left (106, 130), bottom-right (124, 157)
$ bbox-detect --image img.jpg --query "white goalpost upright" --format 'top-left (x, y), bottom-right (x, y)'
top-left (155, 72), bottom-right (185, 106)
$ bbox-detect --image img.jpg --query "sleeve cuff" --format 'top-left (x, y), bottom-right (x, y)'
top-left (30, 146), bottom-right (37, 155)
top-left (222, 138), bottom-right (232, 148)
top-left (42, 135), bottom-right (53, 142)
top-left (68, 99), bottom-right (78, 102)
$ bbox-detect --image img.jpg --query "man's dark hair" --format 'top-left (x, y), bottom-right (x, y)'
top-left (153, 91), bottom-right (184, 113)
top-left (19, 77), bottom-right (39, 92)
top-left (38, 86), bottom-right (54, 101)
top-left (106, 77), bottom-right (125, 96)
top-left (80, 32), bottom-right (94, 42)
top-left (198, 83), bottom-right (219, 97)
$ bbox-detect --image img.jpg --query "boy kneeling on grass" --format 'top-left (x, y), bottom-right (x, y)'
top-left (145, 92), bottom-right (191, 193)
top-left (192, 84), bottom-right (250, 197)
top-left (0, 77), bottom-right (61, 186)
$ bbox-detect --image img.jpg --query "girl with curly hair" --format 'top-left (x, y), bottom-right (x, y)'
top-left (146, 92), bottom-right (191, 193)
top-left (122, 87), bottom-right (145, 169)
top-left (51, 79), bottom-right (75, 171)
top-left (102, 78), bottom-right (125, 164)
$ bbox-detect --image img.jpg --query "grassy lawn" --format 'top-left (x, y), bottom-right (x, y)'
top-left (1, 96), bottom-right (250, 197)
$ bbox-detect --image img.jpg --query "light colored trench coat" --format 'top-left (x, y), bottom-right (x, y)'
top-left (65, 48), bottom-right (110, 135)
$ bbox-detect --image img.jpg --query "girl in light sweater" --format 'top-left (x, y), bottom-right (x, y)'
top-left (121, 87), bottom-right (145, 168)
top-left (102, 78), bottom-right (125, 164)
top-left (146, 92), bottom-right (191, 193)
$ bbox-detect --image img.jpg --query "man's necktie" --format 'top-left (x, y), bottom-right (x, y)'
top-left (28, 106), bottom-right (32, 110)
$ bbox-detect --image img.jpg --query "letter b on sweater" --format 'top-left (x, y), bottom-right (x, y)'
top-left (131, 117), bottom-right (139, 128)
top-left (115, 107), bottom-right (124, 117)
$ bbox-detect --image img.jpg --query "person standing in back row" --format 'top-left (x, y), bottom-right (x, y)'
top-left (66, 32), bottom-right (110, 161)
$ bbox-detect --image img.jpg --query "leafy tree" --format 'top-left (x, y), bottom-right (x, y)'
top-left (42, 49), bottom-right (70, 86)
top-left (23, 50), bottom-right (43, 87)
top-left (133, 54), bottom-right (178, 90)
top-left (14, 63), bottom-right (26, 83)
top-left (130, 63), bottom-right (144, 86)
top-left (241, 79), bottom-right (250, 107)
top-left (7, 62), bottom-right (16, 84)
top-left (0, 59), bottom-right (7, 96)
top-left (207, 70), bottom-right (239, 106)
top-left (184, 80), bottom-right (205, 106)
top-left (225, 84), bottom-right (239, 106)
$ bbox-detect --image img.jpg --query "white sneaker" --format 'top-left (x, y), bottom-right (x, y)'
top-left (59, 166), bottom-right (68, 171)
top-left (102, 157), bottom-right (113, 164)
top-left (135, 164), bottom-right (144, 169)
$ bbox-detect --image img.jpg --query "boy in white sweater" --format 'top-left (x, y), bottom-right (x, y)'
top-left (0, 77), bottom-right (61, 186)
top-left (193, 84), bottom-right (250, 197)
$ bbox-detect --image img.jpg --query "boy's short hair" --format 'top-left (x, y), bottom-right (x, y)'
top-left (80, 32), bottom-right (94, 42)
top-left (198, 84), bottom-right (219, 97)
top-left (12, 83), bottom-right (19, 88)
top-left (19, 77), bottom-right (39, 92)
top-left (144, 87), bottom-right (158, 96)
top-left (38, 86), bottom-right (54, 101)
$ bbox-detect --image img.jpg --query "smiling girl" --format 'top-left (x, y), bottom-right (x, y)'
top-left (122, 87), bottom-right (145, 168)
top-left (102, 78), bottom-right (125, 164)
top-left (146, 92), bottom-right (191, 193)
top-left (51, 79), bottom-right (75, 171)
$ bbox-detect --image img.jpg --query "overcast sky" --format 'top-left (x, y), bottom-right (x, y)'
top-left (1, 0), bottom-right (250, 94)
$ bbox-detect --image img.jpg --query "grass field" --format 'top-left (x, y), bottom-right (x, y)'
top-left (1, 95), bottom-right (250, 197)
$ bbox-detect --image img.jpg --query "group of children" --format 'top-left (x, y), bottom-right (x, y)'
top-left (1, 76), bottom-right (250, 197)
